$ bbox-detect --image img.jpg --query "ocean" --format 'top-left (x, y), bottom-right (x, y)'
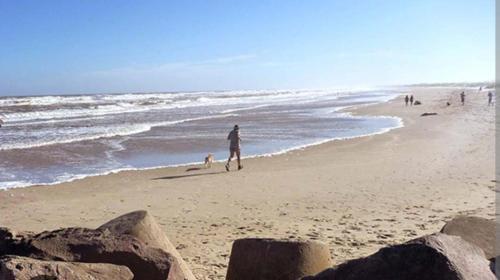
top-left (0, 89), bottom-right (403, 189)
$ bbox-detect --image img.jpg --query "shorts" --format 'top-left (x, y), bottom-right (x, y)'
top-left (229, 147), bottom-right (240, 157)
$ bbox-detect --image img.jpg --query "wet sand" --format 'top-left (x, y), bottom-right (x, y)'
top-left (0, 86), bottom-right (495, 279)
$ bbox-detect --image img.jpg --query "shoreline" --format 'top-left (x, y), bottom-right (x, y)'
top-left (0, 86), bottom-right (494, 279)
top-left (1, 96), bottom-right (404, 190)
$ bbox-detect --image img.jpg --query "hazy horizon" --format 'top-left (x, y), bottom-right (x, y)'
top-left (0, 80), bottom-right (495, 98)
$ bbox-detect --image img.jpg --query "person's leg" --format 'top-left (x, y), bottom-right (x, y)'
top-left (226, 149), bottom-right (236, 171)
top-left (226, 149), bottom-right (234, 171)
top-left (236, 149), bottom-right (241, 169)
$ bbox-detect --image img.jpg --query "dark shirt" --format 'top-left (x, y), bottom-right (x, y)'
top-left (228, 130), bottom-right (241, 149)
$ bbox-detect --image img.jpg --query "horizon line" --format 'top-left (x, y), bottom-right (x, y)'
top-left (0, 80), bottom-right (494, 98)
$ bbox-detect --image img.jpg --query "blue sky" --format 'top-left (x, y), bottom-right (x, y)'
top-left (0, 0), bottom-right (495, 96)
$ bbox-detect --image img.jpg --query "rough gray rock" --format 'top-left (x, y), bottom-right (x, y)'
top-left (441, 215), bottom-right (496, 259)
top-left (303, 233), bottom-right (495, 280)
top-left (98, 210), bottom-right (195, 280)
top-left (4, 227), bottom-right (183, 280)
top-left (0, 255), bottom-right (133, 280)
top-left (0, 228), bottom-right (32, 256)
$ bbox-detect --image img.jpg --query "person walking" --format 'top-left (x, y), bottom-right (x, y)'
top-left (460, 92), bottom-right (465, 105)
top-left (404, 95), bottom-right (409, 106)
top-left (225, 125), bottom-right (242, 171)
top-left (488, 91), bottom-right (493, 106)
top-left (410, 95), bottom-right (414, 106)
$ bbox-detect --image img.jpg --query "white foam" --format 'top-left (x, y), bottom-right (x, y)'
top-left (0, 115), bottom-right (403, 190)
top-left (0, 88), bottom-right (406, 190)
top-left (1, 89), bottom-right (350, 124)
top-left (220, 104), bottom-right (272, 113)
top-left (0, 113), bottom-right (236, 151)
top-left (0, 95), bottom-right (96, 107)
top-left (0, 180), bottom-right (35, 190)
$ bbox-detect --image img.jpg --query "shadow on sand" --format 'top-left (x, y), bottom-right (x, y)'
top-left (185, 167), bottom-right (204, 172)
top-left (152, 170), bottom-right (226, 180)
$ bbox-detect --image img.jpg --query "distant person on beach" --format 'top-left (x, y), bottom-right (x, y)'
top-left (0, 119), bottom-right (3, 128)
top-left (460, 92), bottom-right (465, 105)
top-left (488, 92), bottom-right (493, 106)
top-left (225, 125), bottom-right (242, 171)
top-left (405, 95), bottom-right (409, 106)
top-left (410, 95), bottom-right (414, 106)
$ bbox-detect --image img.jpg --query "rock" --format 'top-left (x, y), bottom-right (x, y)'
top-left (0, 228), bottom-right (15, 256)
top-left (0, 255), bottom-right (133, 280)
top-left (303, 233), bottom-right (494, 280)
top-left (441, 216), bottom-right (496, 259)
top-left (0, 228), bottom-right (32, 256)
top-left (5, 227), bottom-right (183, 280)
top-left (226, 238), bottom-right (331, 280)
top-left (98, 210), bottom-right (195, 280)
top-left (420, 112), bottom-right (438, 116)
top-left (489, 257), bottom-right (496, 276)
top-left (414, 100), bottom-right (422, 105)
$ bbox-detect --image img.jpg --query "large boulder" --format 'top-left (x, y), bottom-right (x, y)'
top-left (4, 227), bottom-right (183, 280)
top-left (98, 210), bottom-right (195, 280)
top-left (0, 228), bottom-right (15, 256)
top-left (303, 233), bottom-right (495, 280)
top-left (441, 216), bottom-right (496, 259)
top-left (226, 238), bottom-right (332, 280)
top-left (0, 255), bottom-right (133, 280)
top-left (0, 228), bottom-right (32, 256)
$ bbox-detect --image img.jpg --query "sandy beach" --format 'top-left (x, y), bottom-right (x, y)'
top-left (0, 86), bottom-right (495, 279)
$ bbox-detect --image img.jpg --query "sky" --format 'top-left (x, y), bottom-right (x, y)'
top-left (0, 0), bottom-right (495, 96)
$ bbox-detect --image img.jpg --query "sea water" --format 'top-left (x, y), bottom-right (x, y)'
top-left (0, 88), bottom-right (403, 189)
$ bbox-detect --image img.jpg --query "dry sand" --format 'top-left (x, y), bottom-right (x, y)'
top-left (0, 87), bottom-right (495, 279)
